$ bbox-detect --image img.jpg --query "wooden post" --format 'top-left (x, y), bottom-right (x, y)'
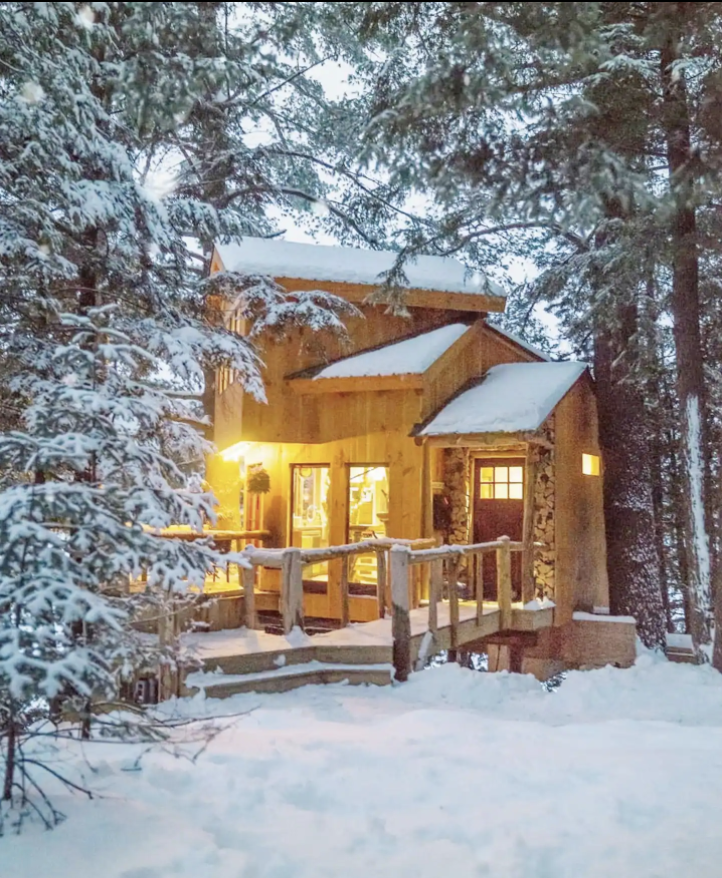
top-left (447, 555), bottom-right (460, 657)
top-left (391, 546), bottom-right (412, 682)
top-left (497, 536), bottom-right (512, 630)
top-left (242, 563), bottom-right (258, 629)
top-left (281, 548), bottom-right (305, 634)
top-left (429, 558), bottom-right (442, 635)
top-left (376, 549), bottom-right (387, 618)
top-left (521, 445), bottom-right (537, 604)
top-left (474, 552), bottom-right (484, 625)
top-left (340, 555), bottom-right (350, 628)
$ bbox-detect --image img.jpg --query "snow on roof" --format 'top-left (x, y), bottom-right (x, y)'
top-left (313, 323), bottom-right (471, 380)
top-left (214, 237), bottom-right (506, 299)
top-left (419, 361), bottom-right (588, 436)
top-left (486, 323), bottom-right (552, 362)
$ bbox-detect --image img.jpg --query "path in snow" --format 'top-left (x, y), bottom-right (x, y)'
top-left (5, 655), bottom-right (722, 878)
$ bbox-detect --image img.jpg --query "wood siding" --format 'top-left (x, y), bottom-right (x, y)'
top-left (554, 377), bottom-right (610, 623)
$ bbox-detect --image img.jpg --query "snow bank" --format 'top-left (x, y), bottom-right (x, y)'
top-left (6, 658), bottom-right (722, 878)
top-left (420, 361), bottom-right (587, 435)
top-left (215, 237), bottom-right (506, 298)
top-left (312, 323), bottom-right (470, 379)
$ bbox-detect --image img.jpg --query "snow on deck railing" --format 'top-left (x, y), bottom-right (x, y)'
top-left (240, 538), bottom-right (437, 632)
top-left (391, 537), bottom-right (521, 682)
top-left (238, 536), bottom-right (525, 683)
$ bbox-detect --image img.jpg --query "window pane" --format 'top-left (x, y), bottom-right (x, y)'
top-left (480, 483), bottom-right (493, 499)
top-left (348, 466), bottom-right (390, 585)
top-left (509, 483), bottom-right (523, 500)
top-left (509, 466), bottom-right (523, 484)
top-left (495, 467), bottom-right (508, 484)
top-left (582, 453), bottom-right (600, 476)
top-left (495, 483), bottom-right (509, 499)
top-left (291, 466), bottom-right (330, 581)
top-left (480, 466), bottom-right (494, 483)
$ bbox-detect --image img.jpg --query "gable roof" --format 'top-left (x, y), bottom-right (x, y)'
top-left (418, 361), bottom-right (588, 437)
top-left (484, 323), bottom-right (552, 362)
top-left (214, 237), bottom-right (506, 300)
top-left (312, 323), bottom-right (471, 380)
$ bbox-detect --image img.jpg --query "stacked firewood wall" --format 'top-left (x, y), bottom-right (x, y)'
top-left (533, 418), bottom-right (556, 600)
top-left (443, 447), bottom-right (471, 544)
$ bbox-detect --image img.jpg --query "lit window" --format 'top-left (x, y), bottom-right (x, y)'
top-left (479, 465), bottom-right (524, 501)
top-left (348, 466), bottom-right (390, 585)
top-left (291, 465), bottom-right (330, 581)
top-left (582, 453), bottom-right (600, 476)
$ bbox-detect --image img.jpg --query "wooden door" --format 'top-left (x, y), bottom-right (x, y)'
top-left (473, 459), bottom-right (525, 600)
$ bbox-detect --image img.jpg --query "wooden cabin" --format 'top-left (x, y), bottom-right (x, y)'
top-left (204, 236), bottom-right (634, 677)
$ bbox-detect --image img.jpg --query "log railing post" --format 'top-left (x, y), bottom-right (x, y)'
top-left (376, 550), bottom-right (387, 618)
top-left (474, 552), bottom-right (484, 625)
top-left (496, 536), bottom-right (512, 630)
top-left (429, 558), bottom-right (443, 636)
top-left (242, 563), bottom-right (258, 630)
top-left (281, 548), bottom-right (305, 634)
top-left (391, 546), bottom-right (412, 682)
top-left (340, 555), bottom-right (350, 628)
top-left (447, 555), bottom-right (460, 656)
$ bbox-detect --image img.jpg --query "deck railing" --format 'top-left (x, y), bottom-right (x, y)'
top-left (239, 537), bottom-right (437, 634)
top-left (390, 537), bottom-right (524, 681)
top-left (236, 536), bottom-right (523, 681)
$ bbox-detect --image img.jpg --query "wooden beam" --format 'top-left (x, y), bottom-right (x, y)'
top-left (447, 556), bottom-right (461, 654)
top-left (340, 555), bottom-right (350, 628)
top-left (242, 565), bottom-right (258, 630)
top-left (289, 374), bottom-right (424, 395)
top-left (273, 276), bottom-right (506, 314)
top-left (281, 548), bottom-right (305, 634)
top-left (496, 536), bottom-right (513, 630)
top-left (376, 550), bottom-right (388, 618)
top-left (391, 546), bottom-right (412, 682)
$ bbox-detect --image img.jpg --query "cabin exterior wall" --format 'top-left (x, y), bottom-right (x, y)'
top-left (554, 378), bottom-right (610, 623)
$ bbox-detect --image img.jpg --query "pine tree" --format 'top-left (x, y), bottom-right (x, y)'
top-left (326, 1), bottom-right (722, 656)
top-left (0, 1), bottom-right (354, 821)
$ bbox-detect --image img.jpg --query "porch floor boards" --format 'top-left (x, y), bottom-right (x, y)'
top-left (181, 602), bottom-right (555, 683)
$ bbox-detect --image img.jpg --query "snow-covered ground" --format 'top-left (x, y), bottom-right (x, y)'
top-left (6, 654), bottom-right (722, 878)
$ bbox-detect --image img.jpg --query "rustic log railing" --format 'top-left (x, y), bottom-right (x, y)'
top-left (240, 538), bottom-right (437, 635)
top-left (390, 537), bottom-right (524, 682)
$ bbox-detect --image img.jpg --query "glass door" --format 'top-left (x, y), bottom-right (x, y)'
top-left (347, 465), bottom-right (389, 586)
top-left (291, 465), bottom-right (330, 582)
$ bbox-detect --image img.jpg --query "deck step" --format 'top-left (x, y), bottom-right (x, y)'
top-left (186, 662), bottom-right (393, 698)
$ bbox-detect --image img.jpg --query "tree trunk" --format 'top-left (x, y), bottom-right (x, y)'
top-left (594, 308), bottom-right (666, 649)
top-left (660, 16), bottom-right (713, 662)
top-left (3, 711), bottom-right (16, 801)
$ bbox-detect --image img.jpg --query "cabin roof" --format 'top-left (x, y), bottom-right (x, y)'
top-left (484, 323), bottom-right (551, 362)
top-left (311, 323), bottom-right (471, 380)
top-left (214, 237), bottom-right (506, 300)
top-left (418, 361), bottom-right (588, 437)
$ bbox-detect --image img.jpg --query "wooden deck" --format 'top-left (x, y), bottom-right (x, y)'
top-left (181, 602), bottom-right (555, 697)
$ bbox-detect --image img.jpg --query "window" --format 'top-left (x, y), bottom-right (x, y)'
top-left (582, 453), bottom-right (601, 477)
top-left (291, 465), bottom-right (330, 581)
top-left (348, 466), bottom-right (389, 585)
top-left (479, 465), bottom-right (524, 500)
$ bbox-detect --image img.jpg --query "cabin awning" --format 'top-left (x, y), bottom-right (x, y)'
top-left (288, 323), bottom-right (473, 393)
top-left (416, 361), bottom-right (588, 437)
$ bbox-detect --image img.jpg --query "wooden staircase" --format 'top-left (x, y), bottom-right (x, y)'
top-left (183, 640), bottom-right (394, 698)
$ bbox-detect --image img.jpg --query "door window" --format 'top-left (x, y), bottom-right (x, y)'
top-left (479, 465), bottom-right (524, 500)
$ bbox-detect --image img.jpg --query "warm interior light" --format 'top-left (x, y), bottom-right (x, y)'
top-left (582, 453), bottom-right (601, 476)
top-left (219, 441), bottom-right (250, 462)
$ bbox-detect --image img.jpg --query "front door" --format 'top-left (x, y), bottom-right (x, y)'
top-left (473, 459), bottom-right (525, 600)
